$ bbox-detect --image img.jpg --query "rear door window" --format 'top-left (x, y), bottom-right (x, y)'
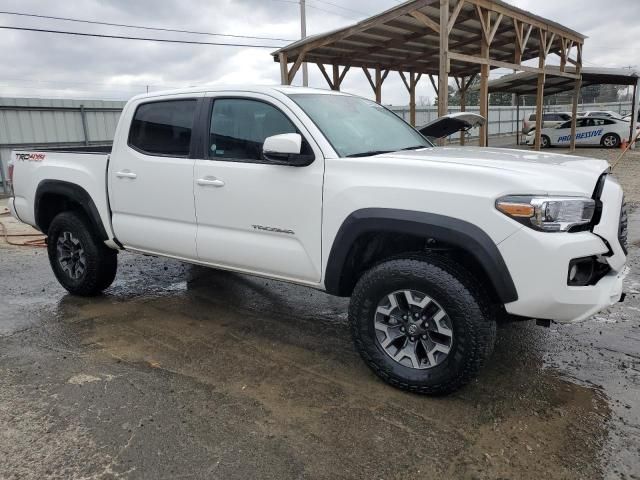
top-left (128, 100), bottom-right (197, 157)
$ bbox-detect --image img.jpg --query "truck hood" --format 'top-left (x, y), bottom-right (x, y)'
top-left (376, 146), bottom-right (609, 194)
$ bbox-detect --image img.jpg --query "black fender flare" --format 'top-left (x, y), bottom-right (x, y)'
top-left (35, 180), bottom-right (109, 240)
top-left (324, 208), bottom-right (518, 304)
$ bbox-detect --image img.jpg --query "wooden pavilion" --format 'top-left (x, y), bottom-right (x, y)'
top-left (272, 0), bottom-right (586, 150)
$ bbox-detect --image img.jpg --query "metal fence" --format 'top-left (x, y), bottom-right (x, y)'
top-left (0, 97), bottom-right (126, 193)
top-left (389, 101), bottom-right (634, 140)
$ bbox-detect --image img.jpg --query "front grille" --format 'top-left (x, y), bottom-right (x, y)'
top-left (619, 200), bottom-right (628, 254)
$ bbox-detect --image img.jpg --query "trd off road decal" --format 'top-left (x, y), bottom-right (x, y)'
top-left (557, 129), bottom-right (603, 143)
top-left (15, 152), bottom-right (46, 162)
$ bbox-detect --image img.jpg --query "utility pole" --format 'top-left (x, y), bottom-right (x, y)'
top-left (300, 0), bottom-right (308, 86)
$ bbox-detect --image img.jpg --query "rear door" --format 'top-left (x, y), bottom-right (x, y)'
top-left (193, 93), bottom-right (324, 283)
top-left (553, 119), bottom-right (589, 146)
top-left (109, 94), bottom-right (203, 259)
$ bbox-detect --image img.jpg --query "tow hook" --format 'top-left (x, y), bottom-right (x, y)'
top-left (536, 319), bottom-right (552, 328)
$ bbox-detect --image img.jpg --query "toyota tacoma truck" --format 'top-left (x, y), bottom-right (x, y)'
top-left (7, 86), bottom-right (628, 395)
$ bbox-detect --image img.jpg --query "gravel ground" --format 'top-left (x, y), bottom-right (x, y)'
top-left (0, 153), bottom-right (638, 479)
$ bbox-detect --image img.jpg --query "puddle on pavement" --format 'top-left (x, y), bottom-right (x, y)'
top-left (39, 259), bottom-right (611, 479)
top-left (1, 245), bottom-right (633, 478)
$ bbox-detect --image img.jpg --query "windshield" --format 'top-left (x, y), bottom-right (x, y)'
top-left (289, 93), bottom-right (433, 157)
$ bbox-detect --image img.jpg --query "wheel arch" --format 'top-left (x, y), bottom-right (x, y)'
top-left (35, 180), bottom-right (108, 240)
top-left (324, 208), bottom-right (518, 304)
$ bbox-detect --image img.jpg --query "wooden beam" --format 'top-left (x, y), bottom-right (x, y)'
top-left (410, 10), bottom-right (440, 34)
top-left (438, 0), bottom-right (450, 127)
top-left (317, 63), bottom-right (334, 89)
top-left (279, 52), bottom-right (289, 85)
top-left (399, 71), bottom-right (411, 91)
top-left (429, 74), bottom-right (438, 95)
top-left (338, 65), bottom-right (351, 86)
top-left (559, 37), bottom-right (567, 72)
top-left (332, 64), bottom-right (340, 91)
top-left (487, 13), bottom-right (504, 45)
top-left (288, 52), bottom-right (306, 84)
top-left (475, 5), bottom-right (489, 40)
top-left (521, 24), bottom-right (533, 54)
top-left (375, 67), bottom-right (382, 103)
top-left (448, 0), bottom-right (466, 34)
top-left (461, 0), bottom-right (584, 43)
top-left (447, 51), bottom-right (581, 79)
top-left (545, 32), bottom-right (556, 57)
top-left (362, 67), bottom-right (376, 92)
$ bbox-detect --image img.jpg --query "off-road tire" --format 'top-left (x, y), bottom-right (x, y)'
top-left (601, 133), bottom-right (620, 149)
top-left (349, 255), bottom-right (496, 395)
top-left (47, 211), bottom-right (117, 296)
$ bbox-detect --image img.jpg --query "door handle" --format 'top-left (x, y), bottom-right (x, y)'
top-left (197, 177), bottom-right (225, 187)
top-left (116, 171), bottom-right (137, 179)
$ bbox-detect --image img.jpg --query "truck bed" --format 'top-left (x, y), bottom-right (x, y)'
top-left (9, 148), bottom-right (115, 242)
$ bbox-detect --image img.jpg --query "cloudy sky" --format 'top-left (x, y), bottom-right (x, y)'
top-left (0, 0), bottom-right (637, 105)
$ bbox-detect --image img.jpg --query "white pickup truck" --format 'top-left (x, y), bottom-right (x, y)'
top-left (7, 86), bottom-right (628, 395)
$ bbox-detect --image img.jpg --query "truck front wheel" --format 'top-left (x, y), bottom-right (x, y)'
top-left (349, 256), bottom-right (496, 395)
top-left (47, 211), bottom-right (117, 296)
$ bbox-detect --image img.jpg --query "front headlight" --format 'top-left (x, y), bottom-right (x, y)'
top-left (496, 195), bottom-right (596, 232)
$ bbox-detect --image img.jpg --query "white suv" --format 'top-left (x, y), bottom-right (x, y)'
top-left (7, 86), bottom-right (628, 394)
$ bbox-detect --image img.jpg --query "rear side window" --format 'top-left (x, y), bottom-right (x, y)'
top-left (529, 114), bottom-right (536, 121)
top-left (128, 100), bottom-right (197, 156)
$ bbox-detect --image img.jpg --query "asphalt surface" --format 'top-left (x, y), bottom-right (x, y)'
top-left (0, 201), bottom-right (639, 480)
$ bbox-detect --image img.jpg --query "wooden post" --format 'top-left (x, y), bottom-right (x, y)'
top-left (375, 67), bottom-right (382, 103)
top-left (516, 94), bottom-right (520, 145)
top-left (332, 64), bottom-right (340, 91)
top-left (279, 52), bottom-right (289, 85)
top-left (460, 78), bottom-right (467, 146)
top-left (409, 72), bottom-right (417, 126)
top-left (438, 0), bottom-right (450, 146)
top-left (400, 71), bottom-right (421, 126)
top-left (569, 74), bottom-right (582, 152)
top-left (631, 78), bottom-right (639, 150)
top-left (534, 30), bottom-right (546, 151)
top-left (479, 41), bottom-right (490, 147)
top-left (569, 44), bottom-right (582, 152)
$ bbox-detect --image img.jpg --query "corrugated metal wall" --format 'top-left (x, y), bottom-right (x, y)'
top-left (0, 97), bottom-right (125, 192)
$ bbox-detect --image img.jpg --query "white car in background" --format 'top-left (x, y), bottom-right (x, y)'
top-left (582, 110), bottom-right (623, 120)
top-left (526, 117), bottom-right (632, 148)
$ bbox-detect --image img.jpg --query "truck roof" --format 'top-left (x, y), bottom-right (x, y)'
top-left (129, 84), bottom-right (350, 102)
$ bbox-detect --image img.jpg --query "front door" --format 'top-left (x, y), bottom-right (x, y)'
top-left (193, 94), bottom-right (324, 283)
top-left (109, 95), bottom-right (202, 259)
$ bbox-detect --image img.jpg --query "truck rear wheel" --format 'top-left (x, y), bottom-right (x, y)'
top-left (47, 211), bottom-right (117, 296)
top-left (349, 256), bottom-right (496, 395)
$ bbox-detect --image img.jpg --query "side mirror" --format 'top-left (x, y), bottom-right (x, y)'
top-left (262, 133), bottom-right (314, 167)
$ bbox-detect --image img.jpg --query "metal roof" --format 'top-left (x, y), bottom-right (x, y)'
top-left (485, 67), bottom-right (640, 96)
top-left (272, 0), bottom-right (586, 77)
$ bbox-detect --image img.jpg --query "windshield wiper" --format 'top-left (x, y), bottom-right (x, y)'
top-left (346, 150), bottom-right (393, 158)
top-left (400, 145), bottom-right (427, 151)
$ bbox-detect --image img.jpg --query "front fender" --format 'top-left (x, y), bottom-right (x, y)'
top-left (324, 208), bottom-right (518, 304)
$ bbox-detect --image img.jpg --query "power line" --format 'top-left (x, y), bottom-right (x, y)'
top-left (0, 10), bottom-right (295, 42)
top-left (0, 25), bottom-right (284, 48)
top-left (309, 0), bottom-right (369, 16)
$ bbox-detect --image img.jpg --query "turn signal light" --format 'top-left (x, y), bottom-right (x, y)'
top-left (496, 202), bottom-right (534, 218)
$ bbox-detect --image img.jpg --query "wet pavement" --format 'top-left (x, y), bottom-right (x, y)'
top-left (0, 202), bottom-right (638, 479)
